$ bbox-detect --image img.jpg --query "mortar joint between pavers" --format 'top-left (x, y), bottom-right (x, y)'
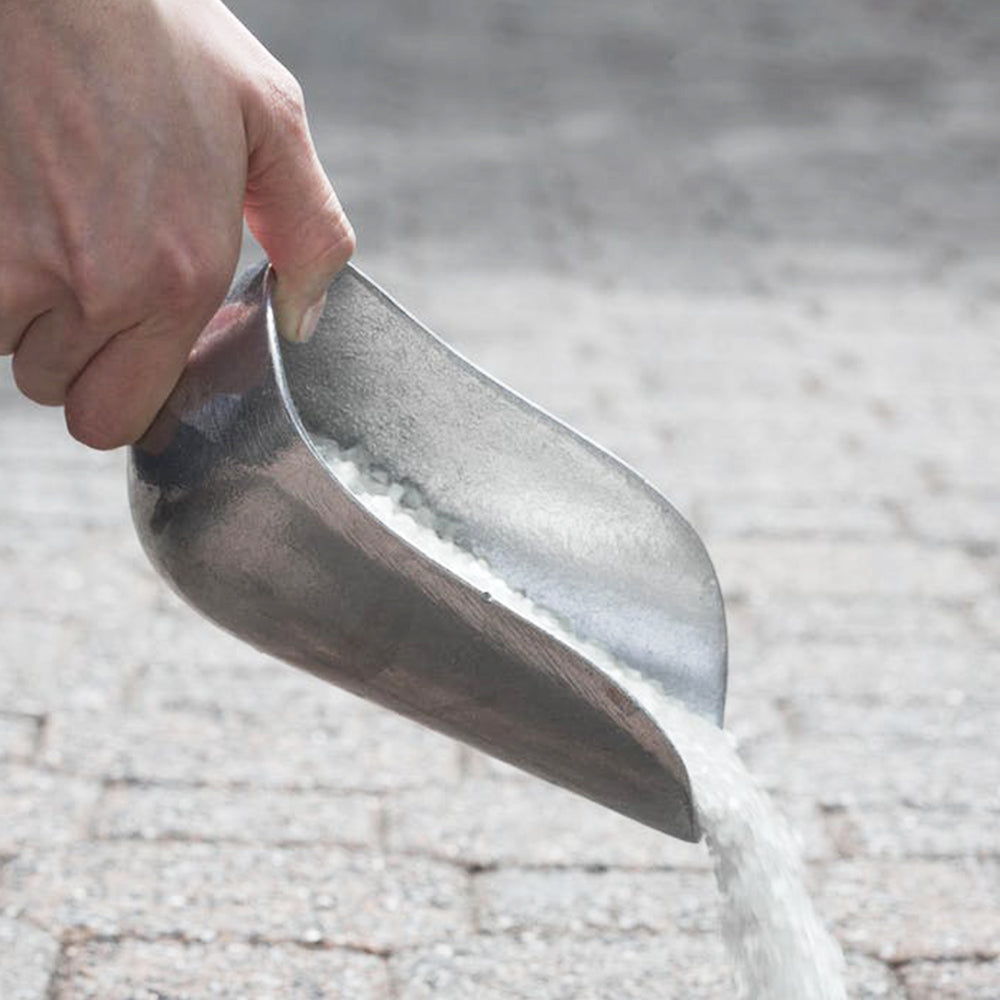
top-left (43, 936), bottom-right (70, 1000)
top-left (374, 793), bottom-right (391, 855)
top-left (33, 713), bottom-right (50, 763)
top-left (60, 926), bottom-right (399, 959)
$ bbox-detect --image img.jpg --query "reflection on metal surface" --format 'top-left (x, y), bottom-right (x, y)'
top-left (129, 261), bottom-right (727, 842)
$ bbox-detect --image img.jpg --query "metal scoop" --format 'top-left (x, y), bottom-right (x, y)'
top-left (129, 261), bottom-right (727, 842)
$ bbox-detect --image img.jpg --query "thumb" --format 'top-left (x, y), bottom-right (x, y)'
top-left (243, 71), bottom-right (355, 342)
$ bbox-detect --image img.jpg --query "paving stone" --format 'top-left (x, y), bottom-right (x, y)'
top-left (43, 705), bottom-right (462, 792)
top-left (917, 448), bottom-right (1000, 495)
top-left (972, 593), bottom-right (1000, 643)
top-left (0, 461), bottom-right (126, 531)
top-left (0, 613), bottom-right (131, 716)
top-left (770, 794), bottom-right (838, 863)
top-left (0, 917), bottom-right (60, 1000)
top-left (900, 959), bottom-right (1000, 1000)
top-left (474, 867), bottom-right (721, 936)
top-left (664, 428), bottom-right (925, 503)
top-left (56, 939), bottom-right (389, 999)
top-left (430, 775), bottom-right (832, 869)
top-left (749, 594), bottom-right (977, 646)
top-left (745, 735), bottom-right (1000, 812)
top-left (819, 859), bottom-right (1000, 961)
top-left (843, 953), bottom-right (908, 1000)
top-left (903, 494), bottom-right (999, 551)
top-left (782, 693), bottom-right (1000, 749)
top-left (94, 784), bottom-right (381, 847)
top-left (805, 302), bottom-right (997, 377)
top-left (0, 390), bottom-right (87, 460)
top-left (0, 715), bottom-right (37, 762)
top-left (711, 686), bottom-right (787, 753)
top-left (713, 540), bottom-right (989, 602)
top-left (698, 491), bottom-right (898, 540)
top-left (3, 843), bottom-right (470, 950)
top-left (131, 652), bottom-right (356, 721)
top-left (128, 606), bottom-right (282, 676)
top-left (740, 641), bottom-right (1000, 703)
top-left (0, 766), bottom-right (101, 855)
top-left (390, 934), bottom-right (733, 999)
top-left (386, 778), bottom-right (708, 870)
top-left (0, 529), bottom-right (160, 626)
top-left (827, 804), bottom-right (1000, 861)
top-left (391, 935), bottom-right (905, 999)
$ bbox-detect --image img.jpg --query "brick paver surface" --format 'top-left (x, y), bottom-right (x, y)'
top-left (2, 0), bottom-right (998, 996)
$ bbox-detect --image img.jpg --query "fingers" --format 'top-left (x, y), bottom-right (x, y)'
top-left (62, 313), bottom-right (205, 450)
top-left (13, 301), bottom-right (202, 449)
top-left (0, 266), bottom-right (65, 357)
top-left (242, 67), bottom-right (355, 342)
top-left (11, 250), bottom-right (235, 449)
top-left (10, 296), bottom-right (109, 405)
top-left (60, 248), bottom-right (237, 449)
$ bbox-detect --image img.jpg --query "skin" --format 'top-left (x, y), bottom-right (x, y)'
top-left (0, 0), bottom-right (355, 449)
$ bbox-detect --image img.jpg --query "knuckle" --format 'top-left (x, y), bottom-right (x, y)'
top-left (261, 65), bottom-right (308, 131)
top-left (157, 246), bottom-right (201, 310)
top-left (0, 271), bottom-right (15, 322)
top-left (11, 353), bottom-right (65, 406)
top-left (333, 213), bottom-right (357, 261)
top-left (309, 201), bottom-right (357, 275)
top-left (0, 267), bottom-right (59, 355)
top-left (77, 294), bottom-right (121, 334)
top-left (321, 225), bottom-right (356, 275)
top-left (154, 243), bottom-right (229, 319)
top-left (64, 390), bottom-right (129, 451)
top-left (67, 255), bottom-right (120, 332)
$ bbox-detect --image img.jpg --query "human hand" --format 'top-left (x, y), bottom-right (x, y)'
top-left (0, 0), bottom-right (354, 448)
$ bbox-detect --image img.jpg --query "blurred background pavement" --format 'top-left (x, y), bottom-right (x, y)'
top-left (2, 0), bottom-right (998, 996)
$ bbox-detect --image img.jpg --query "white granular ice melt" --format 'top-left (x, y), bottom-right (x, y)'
top-left (313, 434), bottom-right (849, 1000)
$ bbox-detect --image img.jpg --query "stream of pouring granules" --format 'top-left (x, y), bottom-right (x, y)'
top-left (606, 673), bottom-right (849, 1000)
top-left (313, 436), bottom-right (849, 999)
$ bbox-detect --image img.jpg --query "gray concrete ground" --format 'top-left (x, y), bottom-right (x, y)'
top-left (2, 0), bottom-right (999, 996)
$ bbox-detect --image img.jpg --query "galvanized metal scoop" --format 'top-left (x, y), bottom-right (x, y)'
top-left (129, 262), bottom-right (727, 842)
